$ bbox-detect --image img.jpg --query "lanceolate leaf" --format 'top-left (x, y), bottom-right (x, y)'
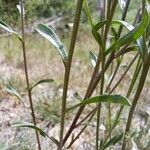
top-left (0, 20), bottom-right (21, 39)
top-left (29, 78), bottom-right (54, 91)
top-left (115, 46), bottom-right (138, 57)
top-left (67, 94), bottom-right (131, 112)
top-left (112, 20), bottom-right (134, 31)
top-left (106, 10), bottom-right (149, 55)
top-left (0, 20), bottom-right (15, 33)
top-left (92, 20), bottom-right (108, 47)
top-left (35, 24), bottom-right (68, 66)
top-left (12, 123), bottom-right (60, 146)
top-left (13, 124), bottom-right (48, 137)
top-left (89, 51), bottom-right (97, 67)
top-left (5, 86), bottom-right (22, 101)
top-left (102, 133), bottom-right (124, 149)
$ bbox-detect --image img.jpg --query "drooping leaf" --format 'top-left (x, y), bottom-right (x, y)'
top-left (12, 123), bottom-right (47, 137)
top-left (35, 24), bottom-right (68, 66)
top-left (29, 79), bottom-right (54, 91)
top-left (0, 20), bottom-right (15, 33)
top-left (5, 86), bottom-right (22, 101)
top-left (92, 20), bottom-right (108, 47)
top-left (118, 0), bottom-right (126, 10)
top-left (102, 133), bottom-right (124, 149)
top-left (112, 20), bottom-right (134, 31)
top-left (67, 94), bottom-right (131, 112)
top-left (0, 20), bottom-right (21, 39)
top-left (12, 123), bottom-right (60, 146)
top-left (115, 46), bottom-right (138, 57)
top-left (89, 51), bottom-right (97, 67)
top-left (106, 10), bottom-right (149, 55)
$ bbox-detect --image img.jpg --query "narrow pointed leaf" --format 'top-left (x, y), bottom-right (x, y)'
top-left (0, 20), bottom-right (21, 39)
top-left (35, 24), bottom-right (68, 65)
top-left (5, 86), bottom-right (22, 101)
top-left (12, 123), bottom-right (47, 137)
top-left (102, 133), bottom-right (124, 149)
top-left (106, 10), bottom-right (149, 55)
top-left (67, 94), bottom-right (131, 112)
top-left (115, 46), bottom-right (138, 57)
top-left (89, 51), bottom-right (97, 67)
top-left (12, 123), bottom-right (60, 146)
top-left (0, 20), bottom-right (15, 33)
top-left (112, 20), bottom-right (134, 31)
top-left (30, 78), bottom-right (54, 91)
top-left (92, 20), bottom-right (108, 47)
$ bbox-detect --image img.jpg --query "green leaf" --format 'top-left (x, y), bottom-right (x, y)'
top-left (67, 94), bottom-right (131, 112)
top-left (0, 20), bottom-right (21, 39)
top-left (30, 78), bottom-right (54, 91)
top-left (5, 86), bottom-right (22, 101)
top-left (12, 123), bottom-right (47, 137)
top-left (35, 24), bottom-right (68, 66)
top-left (115, 46), bottom-right (138, 58)
top-left (92, 20), bottom-right (108, 47)
top-left (102, 133), bottom-right (124, 149)
top-left (0, 20), bottom-right (15, 33)
top-left (106, 10), bottom-right (149, 55)
top-left (12, 123), bottom-right (60, 146)
top-left (89, 51), bottom-right (97, 67)
top-left (112, 20), bottom-right (134, 31)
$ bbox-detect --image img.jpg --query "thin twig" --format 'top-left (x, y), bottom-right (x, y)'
top-left (20, 0), bottom-right (41, 149)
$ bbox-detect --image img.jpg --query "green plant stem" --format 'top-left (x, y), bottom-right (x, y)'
top-left (105, 0), bottom-right (132, 91)
top-left (118, 0), bottom-right (131, 36)
top-left (102, 53), bottom-right (140, 146)
top-left (75, 106), bottom-right (97, 127)
top-left (84, 0), bottom-right (94, 28)
top-left (121, 54), bottom-right (150, 150)
top-left (20, 1), bottom-right (41, 150)
top-left (67, 108), bottom-right (96, 148)
top-left (126, 57), bottom-right (142, 97)
top-left (59, 0), bottom-right (83, 149)
top-left (76, 53), bottom-right (141, 148)
top-left (62, 47), bottom-right (119, 147)
top-left (110, 53), bottom-right (139, 93)
top-left (96, 0), bottom-right (112, 148)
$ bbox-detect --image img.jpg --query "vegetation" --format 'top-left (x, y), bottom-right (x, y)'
top-left (0, 0), bottom-right (150, 150)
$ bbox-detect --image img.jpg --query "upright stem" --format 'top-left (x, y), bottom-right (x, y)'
top-left (96, 1), bottom-right (117, 149)
top-left (62, 1), bottom-right (118, 146)
top-left (118, 0), bottom-right (131, 36)
top-left (59, 0), bottom-right (83, 149)
top-left (20, 1), bottom-right (41, 150)
top-left (121, 55), bottom-right (150, 150)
